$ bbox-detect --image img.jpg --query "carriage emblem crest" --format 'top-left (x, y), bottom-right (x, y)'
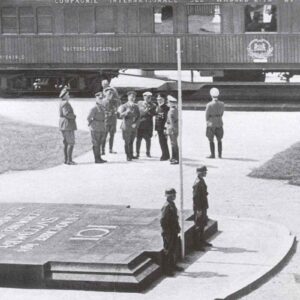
top-left (247, 39), bottom-right (273, 61)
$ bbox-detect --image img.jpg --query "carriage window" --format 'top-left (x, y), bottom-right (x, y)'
top-left (64, 7), bottom-right (78, 33)
top-left (245, 5), bottom-right (277, 32)
top-left (19, 7), bottom-right (34, 34)
top-left (1, 7), bottom-right (17, 34)
top-left (187, 5), bottom-right (221, 34)
top-left (37, 7), bottom-right (53, 34)
top-left (96, 7), bottom-right (115, 33)
top-left (79, 7), bottom-right (94, 33)
top-left (154, 6), bottom-right (173, 34)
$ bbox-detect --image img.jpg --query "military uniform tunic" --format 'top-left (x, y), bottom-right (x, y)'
top-left (166, 106), bottom-right (179, 161)
top-left (118, 101), bottom-right (140, 159)
top-left (160, 200), bottom-right (181, 273)
top-left (205, 99), bottom-right (224, 142)
top-left (193, 176), bottom-right (209, 245)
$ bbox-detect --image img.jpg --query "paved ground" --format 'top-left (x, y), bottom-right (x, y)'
top-left (0, 100), bottom-right (299, 299)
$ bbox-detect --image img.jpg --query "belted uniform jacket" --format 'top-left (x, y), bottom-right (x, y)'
top-left (193, 177), bottom-right (209, 211)
top-left (59, 100), bottom-right (77, 131)
top-left (118, 102), bottom-right (140, 131)
top-left (205, 100), bottom-right (224, 128)
top-left (87, 104), bottom-right (106, 132)
top-left (137, 101), bottom-right (157, 131)
top-left (102, 97), bottom-right (121, 126)
top-left (166, 106), bottom-right (178, 135)
top-left (155, 103), bottom-right (169, 131)
top-left (160, 200), bottom-right (181, 234)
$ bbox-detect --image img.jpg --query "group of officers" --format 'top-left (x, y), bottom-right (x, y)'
top-left (58, 81), bottom-right (225, 276)
top-left (58, 79), bottom-right (181, 165)
top-left (58, 81), bottom-right (224, 165)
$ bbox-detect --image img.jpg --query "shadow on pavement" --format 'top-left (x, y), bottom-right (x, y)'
top-left (179, 271), bottom-right (228, 278)
top-left (211, 246), bottom-right (258, 254)
top-left (221, 157), bottom-right (258, 162)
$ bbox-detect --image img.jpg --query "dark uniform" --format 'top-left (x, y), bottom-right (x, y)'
top-left (101, 87), bottom-right (121, 154)
top-left (118, 93), bottom-right (140, 161)
top-left (155, 100), bottom-right (170, 160)
top-left (136, 98), bottom-right (157, 157)
top-left (160, 188), bottom-right (181, 275)
top-left (193, 166), bottom-right (210, 249)
top-left (87, 98), bottom-right (107, 163)
top-left (59, 86), bottom-right (77, 165)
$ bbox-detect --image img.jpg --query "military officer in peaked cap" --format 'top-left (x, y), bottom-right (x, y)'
top-left (87, 92), bottom-right (107, 164)
top-left (166, 95), bottom-right (179, 165)
top-left (118, 91), bottom-right (140, 161)
top-left (160, 188), bottom-right (182, 276)
top-left (58, 85), bottom-right (77, 165)
top-left (205, 87), bottom-right (225, 159)
top-left (101, 86), bottom-right (121, 155)
top-left (193, 165), bottom-right (212, 251)
top-left (155, 94), bottom-right (170, 161)
top-left (135, 91), bottom-right (157, 158)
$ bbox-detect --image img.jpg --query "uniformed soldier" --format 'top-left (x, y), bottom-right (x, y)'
top-left (166, 95), bottom-right (179, 165)
top-left (193, 165), bottom-right (212, 251)
top-left (155, 94), bottom-right (170, 161)
top-left (118, 91), bottom-right (140, 161)
top-left (135, 91), bottom-right (157, 158)
top-left (101, 87), bottom-right (121, 155)
top-left (160, 188), bottom-right (181, 276)
top-left (205, 87), bottom-right (225, 159)
top-left (58, 85), bottom-right (77, 165)
top-left (87, 92), bottom-right (107, 164)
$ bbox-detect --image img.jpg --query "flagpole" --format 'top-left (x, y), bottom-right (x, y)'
top-left (177, 38), bottom-right (185, 259)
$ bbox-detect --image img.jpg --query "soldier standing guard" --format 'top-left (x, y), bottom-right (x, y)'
top-left (155, 94), bottom-right (170, 161)
top-left (193, 165), bottom-right (212, 251)
top-left (101, 87), bottom-right (121, 155)
top-left (166, 95), bottom-right (179, 165)
top-left (160, 188), bottom-right (181, 276)
top-left (205, 87), bottom-right (225, 159)
top-left (87, 92), bottom-right (107, 164)
top-left (59, 85), bottom-right (77, 165)
top-left (118, 91), bottom-right (140, 161)
top-left (136, 91), bottom-right (157, 158)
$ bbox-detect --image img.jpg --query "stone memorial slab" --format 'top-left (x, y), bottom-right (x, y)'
top-left (0, 203), bottom-right (217, 291)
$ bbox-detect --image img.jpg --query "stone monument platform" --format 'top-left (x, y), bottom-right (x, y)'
top-left (0, 203), bottom-right (217, 292)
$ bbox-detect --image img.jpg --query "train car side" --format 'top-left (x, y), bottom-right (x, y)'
top-left (0, 0), bottom-right (299, 94)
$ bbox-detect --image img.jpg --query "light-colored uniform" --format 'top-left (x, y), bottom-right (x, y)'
top-left (205, 99), bottom-right (224, 142)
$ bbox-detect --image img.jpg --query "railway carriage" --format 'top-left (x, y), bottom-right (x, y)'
top-left (0, 0), bottom-right (298, 94)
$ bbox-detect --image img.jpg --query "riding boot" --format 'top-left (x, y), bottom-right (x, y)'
top-left (146, 138), bottom-right (151, 157)
top-left (63, 143), bottom-right (68, 164)
top-left (136, 137), bottom-right (141, 158)
top-left (109, 133), bottom-right (115, 153)
top-left (207, 142), bottom-right (215, 159)
top-left (125, 145), bottom-right (131, 161)
top-left (218, 141), bottom-right (222, 158)
top-left (102, 132), bottom-right (108, 155)
top-left (92, 146), bottom-right (98, 163)
top-left (67, 145), bottom-right (76, 165)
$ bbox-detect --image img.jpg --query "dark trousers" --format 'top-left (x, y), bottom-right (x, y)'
top-left (194, 209), bottom-right (208, 247)
top-left (157, 130), bottom-right (170, 159)
top-left (169, 133), bottom-right (179, 161)
top-left (123, 130), bottom-right (136, 159)
top-left (136, 136), bottom-right (151, 155)
top-left (102, 131), bottom-right (115, 152)
top-left (161, 232), bottom-right (178, 274)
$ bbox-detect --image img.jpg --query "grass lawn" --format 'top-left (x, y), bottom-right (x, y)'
top-left (0, 116), bottom-right (91, 174)
top-left (248, 141), bottom-right (300, 186)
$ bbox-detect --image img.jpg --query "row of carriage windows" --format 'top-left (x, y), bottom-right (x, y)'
top-left (0, 4), bottom-right (276, 35)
